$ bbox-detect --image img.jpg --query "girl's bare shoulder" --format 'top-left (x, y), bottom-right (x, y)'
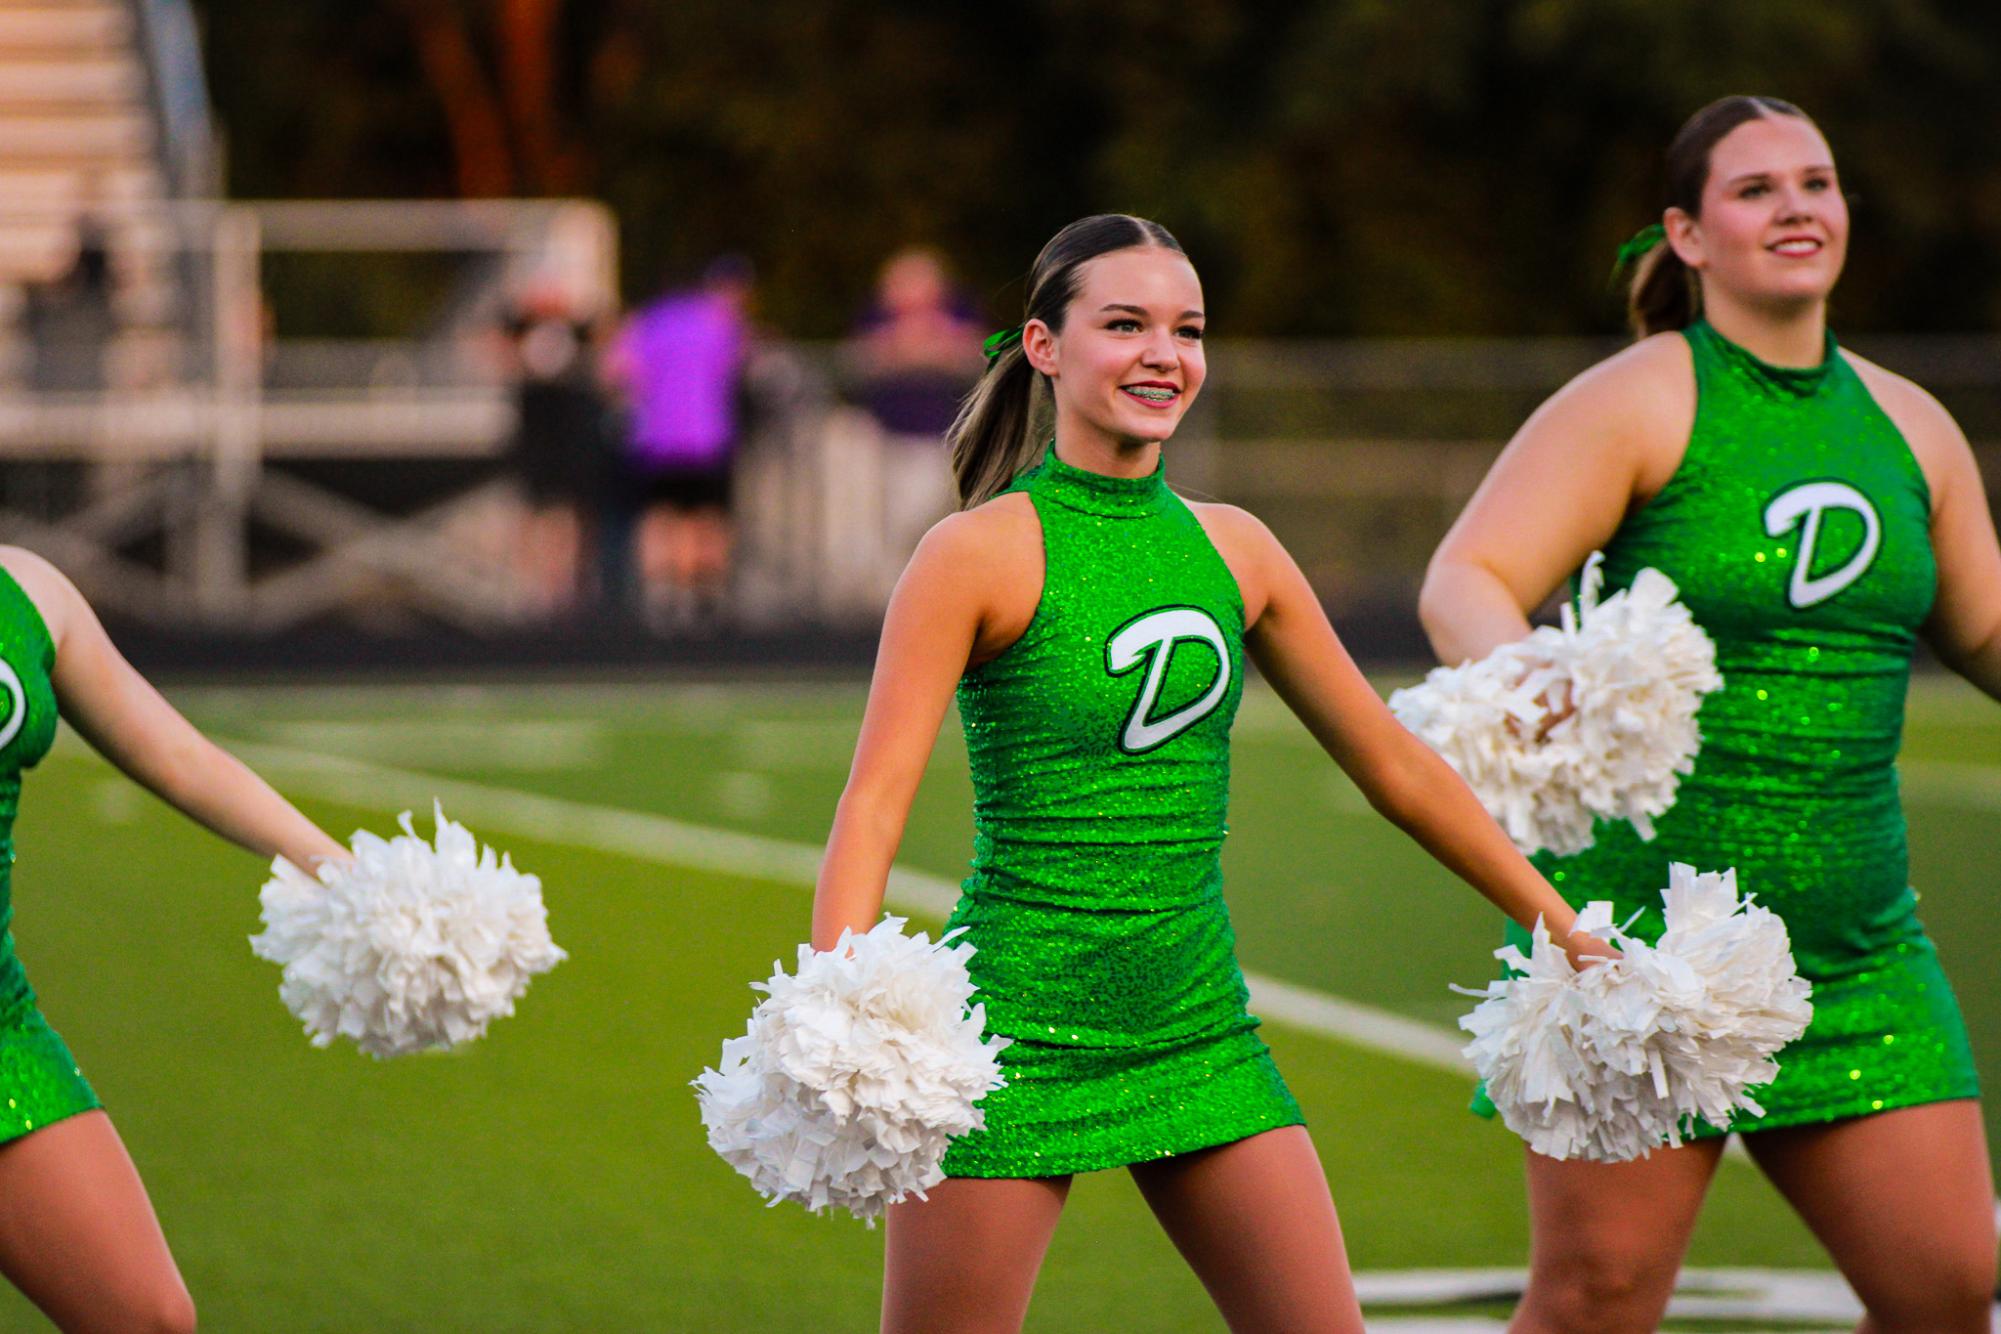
top-left (0, 546), bottom-right (81, 643)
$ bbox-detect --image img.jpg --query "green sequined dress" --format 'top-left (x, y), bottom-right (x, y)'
top-left (939, 449), bottom-right (1303, 1178)
top-left (0, 568), bottom-right (100, 1144)
top-left (1502, 320), bottom-right (1979, 1135)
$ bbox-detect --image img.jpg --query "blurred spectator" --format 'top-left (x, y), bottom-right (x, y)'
top-left (850, 246), bottom-right (984, 435)
top-left (26, 213), bottom-right (115, 392)
top-left (847, 247), bottom-right (983, 557)
top-left (606, 255), bottom-right (754, 622)
top-left (498, 275), bottom-right (609, 616)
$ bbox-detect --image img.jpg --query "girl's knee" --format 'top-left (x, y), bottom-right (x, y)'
top-left (1859, 1248), bottom-right (1997, 1333)
top-left (1520, 1248), bottom-right (1680, 1334)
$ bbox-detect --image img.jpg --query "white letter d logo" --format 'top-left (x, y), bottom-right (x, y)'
top-left (1105, 606), bottom-right (1231, 754)
top-left (0, 660), bottom-right (23, 753)
top-left (1762, 480), bottom-right (1880, 609)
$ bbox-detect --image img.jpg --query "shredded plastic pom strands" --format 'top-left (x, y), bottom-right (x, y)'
top-left (250, 803), bottom-right (566, 1058)
top-left (1389, 553), bottom-right (1723, 856)
top-left (1458, 863), bottom-right (1814, 1162)
top-left (695, 917), bottom-right (1010, 1224)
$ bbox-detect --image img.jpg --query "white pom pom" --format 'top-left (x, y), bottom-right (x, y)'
top-left (1389, 553), bottom-right (1723, 855)
top-left (1457, 863), bottom-right (1814, 1162)
top-left (249, 803), bottom-right (566, 1058)
top-left (693, 916), bottom-right (1011, 1224)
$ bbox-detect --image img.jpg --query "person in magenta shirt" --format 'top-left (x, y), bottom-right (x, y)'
top-left (607, 255), bottom-right (754, 619)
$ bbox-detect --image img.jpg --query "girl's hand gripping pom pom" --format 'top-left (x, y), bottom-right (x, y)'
top-left (693, 916), bottom-right (1012, 1225)
top-left (1456, 863), bottom-right (1814, 1163)
top-left (1559, 927), bottom-right (1621, 972)
top-left (1389, 552), bottom-right (1724, 856)
top-left (249, 803), bottom-right (567, 1058)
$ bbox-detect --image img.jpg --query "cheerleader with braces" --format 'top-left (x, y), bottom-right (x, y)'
top-left (811, 212), bottom-right (1614, 1333)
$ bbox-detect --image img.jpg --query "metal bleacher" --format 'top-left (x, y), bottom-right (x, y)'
top-left (0, 0), bottom-right (179, 386)
top-left (0, 0), bottom-right (621, 633)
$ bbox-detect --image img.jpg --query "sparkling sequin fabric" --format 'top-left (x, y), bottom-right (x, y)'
top-left (939, 449), bottom-right (1302, 1178)
top-left (0, 567), bottom-right (99, 1143)
top-left (1504, 320), bottom-right (1979, 1134)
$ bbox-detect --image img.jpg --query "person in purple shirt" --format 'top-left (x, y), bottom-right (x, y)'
top-left (607, 255), bottom-right (754, 617)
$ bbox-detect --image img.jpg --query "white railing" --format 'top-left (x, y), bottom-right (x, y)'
top-left (5, 211), bottom-right (1999, 634)
top-left (0, 197), bottom-right (615, 627)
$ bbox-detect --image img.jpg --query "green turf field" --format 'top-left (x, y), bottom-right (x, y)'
top-left (0, 674), bottom-right (1993, 1330)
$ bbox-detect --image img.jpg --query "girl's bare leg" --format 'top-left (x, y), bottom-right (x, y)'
top-left (1744, 1100), bottom-right (1996, 1334)
top-left (881, 1175), bottom-right (1070, 1334)
top-left (1510, 1137), bottom-right (1726, 1334)
top-left (1127, 1126), bottom-right (1363, 1333)
top-left (0, 1111), bottom-right (195, 1333)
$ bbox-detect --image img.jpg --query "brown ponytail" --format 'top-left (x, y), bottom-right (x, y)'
top-left (947, 213), bottom-right (1184, 507)
top-left (1626, 94), bottom-right (1814, 338)
top-left (1626, 243), bottom-right (1702, 338)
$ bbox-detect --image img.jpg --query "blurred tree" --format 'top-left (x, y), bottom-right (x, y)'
top-left (194, 0), bottom-right (2001, 336)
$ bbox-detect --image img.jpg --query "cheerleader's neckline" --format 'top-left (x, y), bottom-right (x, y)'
top-left (1029, 445), bottom-right (1171, 519)
top-left (1692, 318), bottom-right (1841, 399)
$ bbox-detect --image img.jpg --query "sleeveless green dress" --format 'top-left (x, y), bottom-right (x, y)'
top-left (940, 448), bottom-right (1303, 1178)
top-left (0, 568), bottom-right (100, 1144)
top-left (1496, 320), bottom-right (1979, 1135)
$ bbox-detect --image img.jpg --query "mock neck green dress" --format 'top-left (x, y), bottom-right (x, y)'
top-left (0, 568), bottom-right (101, 1143)
top-left (1502, 320), bottom-right (1980, 1135)
top-left (940, 449), bottom-right (1303, 1178)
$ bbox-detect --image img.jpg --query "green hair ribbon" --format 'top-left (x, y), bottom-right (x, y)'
top-left (1609, 222), bottom-right (1668, 283)
top-left (982, 325), bottom-right (1024, 364)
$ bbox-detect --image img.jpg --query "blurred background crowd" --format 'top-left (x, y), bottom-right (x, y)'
top-left (3, 0), bottom-right (2001, 667)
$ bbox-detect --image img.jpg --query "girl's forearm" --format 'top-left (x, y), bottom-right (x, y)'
top-left (168, 745), bottom-right (347, 869)
top-left (103, 727), bottom-right (346, 870)
top-left (1951, 624), bottom-right (2001, 706)
top-left (810, 791), bottom-right (904, 951)
top-left (1418, 559), bottom-right (1537, 666)
top-left (1367, 742), bottom-right (1579, 939)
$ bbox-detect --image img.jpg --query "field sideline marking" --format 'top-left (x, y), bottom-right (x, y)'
top-left (163, 696), bottom-right (2001, 811)
top-left (71, 737), bottom-right (1958, 1306)
top-left (55, 735), bottom-right (1478, 1076)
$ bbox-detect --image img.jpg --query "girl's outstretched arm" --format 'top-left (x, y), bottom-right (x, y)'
top-left (812, 502), bottom-right (1034, 950)
top-left (4, 548), bottom-right (348, 871)
top-left (1213, 510), bottom-right (1609, 958)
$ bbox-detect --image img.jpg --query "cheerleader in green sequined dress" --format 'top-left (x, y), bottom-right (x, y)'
top-left (1424, 97), bottom-right (1998, 1333)
top-left (0, 550), bottom-right (346, 1332)
top-left (812, 215), bottom-right (1612, 1334)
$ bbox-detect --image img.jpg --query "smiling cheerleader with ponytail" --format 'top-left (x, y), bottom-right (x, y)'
top-left (1423, 96), bottom-right (1999, 1333)
top-left (704, 213), bottom-right (1618, 1333)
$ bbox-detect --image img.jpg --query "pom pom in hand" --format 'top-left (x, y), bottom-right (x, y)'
top-left (250, 803), bottom-right (566, 1058)
top-left (1390, 553), bottom-right (1723, 855)
top-left (1458, 863), bottom-right (1814, 1162)
top-left (694, 917), bottom-right (1010, 1224)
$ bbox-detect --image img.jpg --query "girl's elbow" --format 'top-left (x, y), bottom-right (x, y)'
top-left (833, 779), bottom-right (909, 846)
top-left (1416, 565), bottom-right (1466, 661)
top-left (142, 733), bottom-right (213, 808)
top-left (1360, 755), bottom-right (1431, 830)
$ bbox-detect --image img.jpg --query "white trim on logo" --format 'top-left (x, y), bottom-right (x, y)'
top-left (0, 659), bottom-right (23, 753)
top-left (1762, 480), bottom-right (1881, 609)
top-left (1105, 606), bottom-right (1231, 753)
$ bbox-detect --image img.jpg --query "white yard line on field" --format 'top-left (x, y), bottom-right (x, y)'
top-left (68, 737), bottom-right (1978, 1319)
top-left (181, 740), bottom-right (1792, 1165)
top-left (76, 737), bottom-right (2001, 1071)
top-left (57, 734), bottom-right (1479, 1077)
top-left (239, 740), bottom-right (1468, 1066)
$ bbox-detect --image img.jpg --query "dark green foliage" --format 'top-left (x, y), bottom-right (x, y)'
top-left (195, 1), bottom-right (2001, 335)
